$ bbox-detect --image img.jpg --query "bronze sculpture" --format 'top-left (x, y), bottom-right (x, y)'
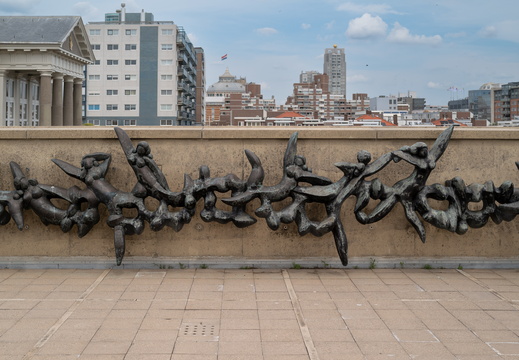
top-left (0, 126), bottom-right (517, 266)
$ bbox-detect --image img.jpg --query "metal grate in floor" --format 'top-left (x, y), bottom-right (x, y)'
top-left (179, 322), bottom-right (219, 341)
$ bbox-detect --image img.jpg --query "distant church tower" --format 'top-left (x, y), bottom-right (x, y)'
top-left (323, 45), bottom-right (346, 96)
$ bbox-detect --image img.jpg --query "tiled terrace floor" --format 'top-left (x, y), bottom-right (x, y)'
top-left (1, 268), bottom-right (519, 359)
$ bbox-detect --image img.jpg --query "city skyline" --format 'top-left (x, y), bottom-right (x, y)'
top-left (1, 0), bottom-right (518, 105)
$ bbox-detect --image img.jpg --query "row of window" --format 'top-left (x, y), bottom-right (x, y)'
top-left (87, 89), bottom-right (172, 96)
top-left (88, 104), bottom-right (173, 111)
top-left (88, 104), bottom-right (137, 111)
top-left (88, 119), bottom-right (137, 126)
top-left (91, 44), bottom-right (172, 51)
top-left (88, 74), bottom-right (137, 80)
top-left (91, 59), bottom-right (174, 66)
top-left (92, 59), bottom-right (138, 66)
top-left (87, 74), bottom-right (175, 81)
top-left (87, 119), bottom-right (178, 126)
top-left (89, 29), bottom-right (174, 36)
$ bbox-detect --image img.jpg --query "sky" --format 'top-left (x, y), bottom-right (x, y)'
top-left (2, 0), bottom-right (519, 106)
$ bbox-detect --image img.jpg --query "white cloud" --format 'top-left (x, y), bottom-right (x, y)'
top-left (345, 13), bottom-right (388, 39)
top-left (0, 0), bottom-right (39, 13)
top-left (478, 22), bottom-right (519, 43)
top-left (387, 22), bottom-right (442, 45)
top-left (301, 23), bottom-right (311, 30)
top-left (427, 81), bottom-right (442, 89)
top-left (255, 27), bottom-right (278, 36)
top-left (479, 25), bottom-right (497, 38)
top-left (337, 2), bottom-right (401, 15)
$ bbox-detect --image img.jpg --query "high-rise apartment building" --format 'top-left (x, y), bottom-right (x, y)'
top-left (299, 71), bottom-right (320, 84)
top-left (323, 45), bottom-right (346, 97)
top-left (84, 4), bottom-right (199, 126)
top-left (286, 73), bottom-right (351, 120)
top-left (494, 82), bottom-right (519, 123)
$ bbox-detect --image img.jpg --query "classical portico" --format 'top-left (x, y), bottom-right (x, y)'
top-left (0, 16), bottom-right (94, 126)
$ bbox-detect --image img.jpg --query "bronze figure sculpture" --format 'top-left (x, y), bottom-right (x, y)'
top-left (0, 126), bottom-right (517, 265)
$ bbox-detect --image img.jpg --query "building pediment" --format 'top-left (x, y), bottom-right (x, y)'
top-left (0, 16), bottom-right (94, 63)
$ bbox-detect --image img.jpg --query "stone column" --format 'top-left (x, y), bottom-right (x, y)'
top-left (51, 73), bottom-right (64, 126)
top-left (63, 76), bottom-right (74, 126)
top-left (0, 71), bottom-right (5, 126)
top-left (27, 76), bottom-right (35, 126)
top-left (73, 78), bottom-right (83, 126)
top-left (13, 75), bottom-right (21, 126)
top-left (39, 71), bottom-right (53, 126)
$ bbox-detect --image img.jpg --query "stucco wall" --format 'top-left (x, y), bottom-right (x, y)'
top-left (0, 126), bottom-right (518, 267)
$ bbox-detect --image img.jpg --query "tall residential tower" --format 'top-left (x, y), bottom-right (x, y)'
top-left (84, 5), bottom-right (199, 126)
top-left (323, 45), bottom-right (346, 97)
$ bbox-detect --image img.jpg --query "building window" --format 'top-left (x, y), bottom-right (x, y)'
top-left (107, 60), bottom-right (119, 65)
top-left (88, 75), bottom-right (100, 80)
top-left (107, 29), bottom-right (119, 35)
top-left (106, 104), bottom-right (118, 111)
top-left (160, 104), bottom-right (173, 111)
top-left (88, 91), bottom-right (100, 96)
top-left (161, 29), bottom-right (173, 35)
top-left (125, 90), bottom-right (137, 95)
top-left (93, 60), bottom-right (101, 65)
top-left (161, 90), bottom-right (173, 95)
top-left (161, 75), bottom-right (173, 80)
top-left (106, 119), bottom-right (118, 126)
top-left (125, 75), bottom-right (137, 80)
top-left (125, 104), bottom-right (136, 111)
top-left (89, 29), bottom-right (101, 35)
top-left (160, 119), bottom-right (174, 126)
top-left (161, 59), bottom-right (173, 65)
top-left (161, 44), bottom-right (173, 50)
top-left (107, 75), bottom-right (119, 80)
top-left (123, 119), bottom-right (137, 126)
top-left (125, 60), bottom-right (137, 65)
top-left (125, 29), bottom-right (137, 35)
top-left (106, 90), bottom-right (118, 95)
top-left (88, 104), bottom-right (100, 111)
top-left (91, 44), bottom-right (101, 50)
top-left (88, 119), bottom-right (102, 126)
top-left (107, 44), bottom-right (119, 50)
top-left (125, 44), bottom-right (137, 50)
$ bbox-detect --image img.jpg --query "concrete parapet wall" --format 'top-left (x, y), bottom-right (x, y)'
top-left (0, 126), bottom-right (518, 266)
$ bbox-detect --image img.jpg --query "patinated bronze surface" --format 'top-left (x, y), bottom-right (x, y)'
top-left (0, 126), bottom-right (517, 265)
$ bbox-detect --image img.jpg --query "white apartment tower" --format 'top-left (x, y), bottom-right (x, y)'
top-left (85, 4), bottom-right (198, 126)
top-left (323, 45), bottom-right (346, 97)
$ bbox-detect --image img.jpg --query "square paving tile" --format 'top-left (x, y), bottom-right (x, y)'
top-left (126, 340), bottom-right (175, 354)
top-left (218, 341), bottom-right (262, 355)
top-left (262, 341), bottom-right (308, 355)
top-left (392, 329), bottom-right (439, 342)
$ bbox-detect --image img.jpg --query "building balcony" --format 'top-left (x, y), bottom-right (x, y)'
top-left (177, 52), bottom-right (188, 64)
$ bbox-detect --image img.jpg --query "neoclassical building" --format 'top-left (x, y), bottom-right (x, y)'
top-left (0, 16), bottom-right (94, 126)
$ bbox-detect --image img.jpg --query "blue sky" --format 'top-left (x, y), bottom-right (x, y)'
top-left (2, 0), bottom-right (519, 105)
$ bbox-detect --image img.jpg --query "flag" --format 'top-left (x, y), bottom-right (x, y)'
top-left (221, 54), bottom-right (228, 61)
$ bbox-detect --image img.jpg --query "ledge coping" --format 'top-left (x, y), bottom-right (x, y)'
top-left (0, 126), bottom-right (518, 140)
top-left (1, 256), bottom-right (518, 269)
